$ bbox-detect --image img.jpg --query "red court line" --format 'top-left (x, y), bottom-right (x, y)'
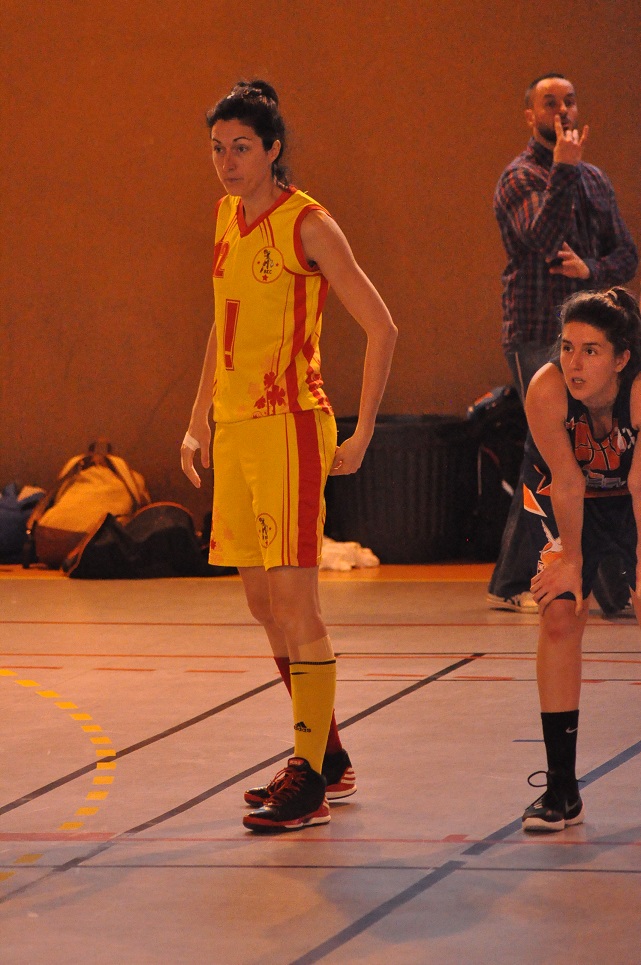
top-left (0, 621), bottom-right (540, 627)
top-left (478, 654), bottom-right (641, 665)
top-left (95, 668), bottom-right (156, 673)
top-left (2, 832), bottom-right (641, 847)
top-left (2, 652), bottom-right (639, 663)
top-left (185, 669), bottom-right (246, 674)
top-left (0, 652), bottom-right (478, 661)
top-left (0, 665), bottom-right (63, 670)
top-left (2, 619), bottom-right (629, 627)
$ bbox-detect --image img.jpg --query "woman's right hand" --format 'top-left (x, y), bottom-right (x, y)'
top-left (531, 557), bottom-right (583, 616)
top-left (180, 423), bottom-right (211, 489)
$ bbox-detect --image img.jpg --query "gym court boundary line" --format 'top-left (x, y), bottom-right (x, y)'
top-left (4, 697), bottom-right (641, 963)
top-left (0, 654), bottom-right (480, 905)
top-left (283, 733), bottom-right (641, 965)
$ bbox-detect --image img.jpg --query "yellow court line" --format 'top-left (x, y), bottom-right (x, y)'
top-left (1, 667), bottom-right (118, 880)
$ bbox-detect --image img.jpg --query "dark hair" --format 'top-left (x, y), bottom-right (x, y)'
top-left (560, 288), bottom-right (641, 385)
top-left (525, 73), bottom-right (568, 107)
top-left (206, 79), bottom-right (290, 187)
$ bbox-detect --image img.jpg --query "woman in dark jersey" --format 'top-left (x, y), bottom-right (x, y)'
top-left (522, 287), bottom-right (641, 831)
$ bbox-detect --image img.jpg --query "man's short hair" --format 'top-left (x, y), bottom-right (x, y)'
top-left (525, 73), bottom-right (568, 107)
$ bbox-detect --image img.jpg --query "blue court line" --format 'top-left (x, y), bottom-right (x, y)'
top-left (287, 861), bottom-right (465, 965)
top-left (287, 735), bottom-right (641, 962)
top-left (464, 736), bottom-right (641, 857)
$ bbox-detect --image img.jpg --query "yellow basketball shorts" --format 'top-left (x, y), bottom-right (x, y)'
top-left (209, 409), bottom-right (337, 570)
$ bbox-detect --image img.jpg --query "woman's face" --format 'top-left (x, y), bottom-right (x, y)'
top-left (560, 320), bottom-right (630, 407)
top-left (210, 118), bottom-right (280, 198)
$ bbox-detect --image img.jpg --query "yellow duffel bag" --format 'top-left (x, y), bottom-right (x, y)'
top-left (25, 440), bottom-right (150, 568)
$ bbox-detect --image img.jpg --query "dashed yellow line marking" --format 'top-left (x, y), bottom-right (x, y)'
top-left (1, 667), bottom-right (118, 886)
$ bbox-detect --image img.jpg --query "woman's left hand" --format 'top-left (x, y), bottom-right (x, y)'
top-left (330, 435), bottom-right (369, 475)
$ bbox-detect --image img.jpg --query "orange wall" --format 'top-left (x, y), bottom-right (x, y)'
top-left (1, 0), bottom-right (639, 521)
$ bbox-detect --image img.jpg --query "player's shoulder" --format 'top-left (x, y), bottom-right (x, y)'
top-left (215, 193), bottom-right (238, 222)
top-left (527, 362), bottom-right (566, 409)
top-left (286, 186), bottom-right (329, 218)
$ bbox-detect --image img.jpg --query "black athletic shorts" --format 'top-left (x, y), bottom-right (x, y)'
top-left (523, 464), bottom-right (637, 600)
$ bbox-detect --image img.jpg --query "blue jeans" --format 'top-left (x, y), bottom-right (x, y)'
top-left (488, 342), bottom-right (554, 599)
top-left (503, 342), bottom-right (554, 399)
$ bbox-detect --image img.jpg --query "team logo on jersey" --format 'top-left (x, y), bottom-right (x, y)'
top-left (256, 512), bottom-right (277, 548)
top-left (567, 414), bottom-right (634, 491)
top-left (252, 246), bottom-right (284, 283)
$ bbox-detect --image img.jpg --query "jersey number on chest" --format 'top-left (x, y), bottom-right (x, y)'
top-left (223, 299), bottom-right (240, 371)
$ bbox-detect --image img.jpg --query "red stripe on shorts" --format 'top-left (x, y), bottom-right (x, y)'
top-left (294, 410), bottom-right (322, 566)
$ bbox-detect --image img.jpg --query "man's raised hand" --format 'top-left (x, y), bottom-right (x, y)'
top-left (553, 114), bottom-right (589, 166)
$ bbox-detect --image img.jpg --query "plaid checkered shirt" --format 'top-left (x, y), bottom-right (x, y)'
top-left (495, 138), bottom-right (638, 349)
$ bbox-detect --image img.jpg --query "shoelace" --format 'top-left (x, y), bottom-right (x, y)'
top-left (527, 770), bottom-right (549, 789)
top-left (265, 767), bottom-right (290, 795)
top-left (266, 767), bottom-right (306, 805)
top-left (527, 770), bottom-right (585, 790)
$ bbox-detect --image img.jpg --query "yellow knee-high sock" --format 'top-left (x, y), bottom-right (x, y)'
top-left (290, 659), bottom-right (336, 774)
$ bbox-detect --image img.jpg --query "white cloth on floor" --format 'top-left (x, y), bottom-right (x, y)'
top-left (320, 536), bottom-right (380, 571)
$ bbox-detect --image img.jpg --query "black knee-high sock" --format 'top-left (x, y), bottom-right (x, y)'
top-left (541, 710), bottom-right (579, 781)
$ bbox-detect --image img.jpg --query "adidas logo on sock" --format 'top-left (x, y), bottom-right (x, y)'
top-left (294, 720), bottom-right (311, 732)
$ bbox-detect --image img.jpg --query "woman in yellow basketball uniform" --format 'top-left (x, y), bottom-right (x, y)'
top-left (181, 80), bottom-right (397, 832)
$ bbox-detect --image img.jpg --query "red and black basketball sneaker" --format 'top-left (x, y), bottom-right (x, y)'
top-left (243, 757), bottom-right (330, 833)
top-left (244, 748), bottom-right (356, 806)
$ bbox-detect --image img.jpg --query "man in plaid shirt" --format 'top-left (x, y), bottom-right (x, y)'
top-left (488, 73), bottom-right (638, 611)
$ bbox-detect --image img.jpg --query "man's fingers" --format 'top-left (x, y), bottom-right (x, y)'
top-left (554, 113), bottom-right (563, 133)
top-left (579, 124), bottom-right (589, 145)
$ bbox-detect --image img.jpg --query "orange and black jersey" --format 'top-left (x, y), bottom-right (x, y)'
top-left (525, 380), bottom-right (638, 499)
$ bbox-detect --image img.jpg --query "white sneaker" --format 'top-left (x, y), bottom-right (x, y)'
top-left (487, 591), bottom-right (538, 612)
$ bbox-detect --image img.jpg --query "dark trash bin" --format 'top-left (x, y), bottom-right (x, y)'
top-left (325, 415), bottom-right (476, 564)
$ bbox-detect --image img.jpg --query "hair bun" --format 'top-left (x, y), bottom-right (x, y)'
top-left (229, 79), bottom-right (278, 105)
top-left (607, 287), bottom-right (640, 317)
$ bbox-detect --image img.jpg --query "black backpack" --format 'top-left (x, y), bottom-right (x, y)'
top-left (63, 503), bottom-right (236, 579)
top-left (465, 386), bottom-right (527, 560)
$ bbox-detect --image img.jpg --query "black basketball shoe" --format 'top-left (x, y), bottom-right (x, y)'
top-left (522, 770), bottom-right (585, 832)
top-left (244, 748), bottom-right (356, 806)
top-left (243, 757), bottom-right (330, 833)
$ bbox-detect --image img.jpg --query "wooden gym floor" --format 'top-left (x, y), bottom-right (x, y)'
top-left (1, 563), bottom-right (640, 964)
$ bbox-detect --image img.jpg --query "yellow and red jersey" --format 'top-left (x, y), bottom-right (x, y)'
top-left (212, 187), bottom-right (333, 424)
